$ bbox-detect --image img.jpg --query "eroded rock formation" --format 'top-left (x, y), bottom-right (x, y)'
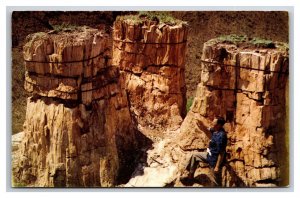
top-left (180, 38), bottom-right (289, 187)
top-left (12, 16), bottom-right (289, 188)
top-left (23, 27), bottom-right (113, 104)
top-left (124, 37), bottom-right (289, 187)
top-left (13, 27), bottom-right (138, 187)
top-left (112, 17), bottom-right (188, 139)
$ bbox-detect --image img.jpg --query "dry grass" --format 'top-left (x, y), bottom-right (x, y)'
top-left (51, 23), bottom-right (81, 32)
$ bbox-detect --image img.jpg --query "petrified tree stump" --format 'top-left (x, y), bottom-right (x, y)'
top-left (23, 27), bottom-right (114, 104)
top-left (112, 16), bottom-right (188, 138)
top-left (13, 27), bottom-right (137, 187)
top-left (179, 36), bottom-right (289, 187)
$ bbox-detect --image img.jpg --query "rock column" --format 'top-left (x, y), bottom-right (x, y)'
top-left (179, 38), bottom-right (289, 187)
top-left (13, 27), bottom-right (137, 187)
top-left (112, 17), bottom-right (188, 138)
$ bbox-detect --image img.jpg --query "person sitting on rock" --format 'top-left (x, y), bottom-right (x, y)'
top-left (180, 116), bottom-right (227, 185)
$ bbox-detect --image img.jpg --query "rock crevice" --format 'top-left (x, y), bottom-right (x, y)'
top-left (124, 37), bottom-right (288, 188)
top-left (12, 18), bottom-right (288, 188)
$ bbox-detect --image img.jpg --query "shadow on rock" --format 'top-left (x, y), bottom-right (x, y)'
top-left (117, 129), bottom-right (154, 185)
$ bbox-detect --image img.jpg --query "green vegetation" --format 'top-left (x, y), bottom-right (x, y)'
top-left (214, 34), bottom-right (247, 45)
top-left (249, 37), bottom-right (275, 48)
top-left (207, 34), bottom-right (288, 51)
top-left (138, 11), bottom-right (182, 25)
top-left (117, 11), bottom-right (186, 26)
top-left (51, 23), bottom-right (82, 32)
top-left (186, 97), bottom-right (194, 112)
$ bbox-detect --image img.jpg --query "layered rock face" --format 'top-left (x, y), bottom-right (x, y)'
top-left (13, 19), bottom-right (288, 188)
top-left (112, 17), bottom-right (188, 138)
top-left (179, 38), bottom-right (289, 187)
top-left (13, 27), bottom-right (137, 187)
top-left (124, 38), bottom-right (288, 187)
top-left (13, 16), bottom-right (190, 187)
top-left (23, 27), bottom-right (113, 104)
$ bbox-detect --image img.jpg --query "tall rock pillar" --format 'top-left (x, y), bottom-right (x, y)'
top-left (13, 27), bottom-right (137, 187)
top-left (112, 16), bottom-right (188, 138)
top-left (179, 36), bottom-right (289, 187)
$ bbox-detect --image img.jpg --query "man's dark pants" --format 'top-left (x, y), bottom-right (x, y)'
top-left (185, 151), bottom-right (220, 185)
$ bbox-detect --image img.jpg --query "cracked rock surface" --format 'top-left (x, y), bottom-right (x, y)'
top-left (12, 27), bottom-right (138, 187)
top-left (123, 37), bottom-right (289, 187)
top-left (12, 19), bottom-right (289, 188)
top-left (113, 17), bottom-right (188, 139)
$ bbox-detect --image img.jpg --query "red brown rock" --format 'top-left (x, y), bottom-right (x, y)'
top-left (13, 27), bottom-right (138, 187)
top-left (23, 27), bottom-right (113, 104)
top-left (178, 37), bottom-right (289, 187)
top-left (13, 92), bottom-right (137, 187)
top-left (112, 16), bottom-right (188, 138)
top-left (123, 37), bottom-right (288, 187)
top-left (13, 20), bottom-right (289, 188)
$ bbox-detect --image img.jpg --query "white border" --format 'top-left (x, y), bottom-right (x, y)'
top-left (1, 0), bottom-right (299, 197)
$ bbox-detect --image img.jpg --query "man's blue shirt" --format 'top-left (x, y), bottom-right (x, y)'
top-left (207, 129), bottom-right (227, 168)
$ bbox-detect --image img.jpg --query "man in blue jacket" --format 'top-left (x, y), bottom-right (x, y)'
top-left (180, 117), bottom-right (227, 185)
